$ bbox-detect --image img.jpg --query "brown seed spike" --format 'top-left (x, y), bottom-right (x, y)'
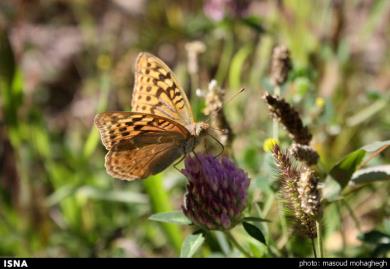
top-left (270, 45), bottom-right (292, 86)
top-left (263, 93), bottom-right (312, 145)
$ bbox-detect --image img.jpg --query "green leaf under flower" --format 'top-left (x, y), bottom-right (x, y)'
top-left (149, 211), bottom-right (192, 225)
top-left (351, 165), bottom-right (390, 185)
top-left (329, 149), bottom-right (366, 189)
top-left (242, 222), bottom-right (266, 245)
top-left (329, 140), bottom-right (390, 189)
top-left (358, 230), bottom-right (390, 244)
top-left (180, 233), bottom-right (205, 258)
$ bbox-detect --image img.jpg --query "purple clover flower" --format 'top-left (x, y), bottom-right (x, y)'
top-left (182, 154), bottom-right (250, 230)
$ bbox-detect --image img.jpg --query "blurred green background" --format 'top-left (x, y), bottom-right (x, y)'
top-left (0, 0), bottom-right (389, 257)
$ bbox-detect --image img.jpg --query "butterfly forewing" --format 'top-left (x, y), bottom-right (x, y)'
top-left (94, 112), bottom-right (189, 150)
top-left (132, 52), bottom-right (194, 127)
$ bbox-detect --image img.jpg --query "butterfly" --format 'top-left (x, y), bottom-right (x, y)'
top-left (95, 52), bottom-right (209, 181)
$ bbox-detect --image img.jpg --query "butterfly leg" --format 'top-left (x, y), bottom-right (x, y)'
top-left (206, 133), bottom-right (225, 158)
top-left (173, 155), bottom-right (186, 175)
top-left (191, 150), bottom-right (201, 163)
top-left (204, 138), bottom-right (210, 154)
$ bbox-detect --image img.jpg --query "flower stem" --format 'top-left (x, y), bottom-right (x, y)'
top-left (225, 231), bottom-right (252, 258)
top-left (311, 238), bottom-right (317, 258)
top-left (272, 86), bottom-right (281, 139)
top-left (336, 202), bottom-right (347, 251)
top-left (216, 35), bottom-right (234, 85)
top-left (341, 199), bottom-right (362, 232)
top-left (316, 220), bottom-right (324, 258)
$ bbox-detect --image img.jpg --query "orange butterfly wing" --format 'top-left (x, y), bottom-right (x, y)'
top-left (104, 133), bottom-right (185, 180)
top-left (95, 52), bottom-right (206, 180)
top-left (94, 112), bottom-right (189, 150)
top-left (95, 112), bottom-right (191, 180)
top-left (132, 52), bottom-right (194, 127)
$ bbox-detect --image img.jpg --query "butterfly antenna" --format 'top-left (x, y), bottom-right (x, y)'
top-left (208, 126), bottom-right (223, 132)
top-left (206, 133), bottom-right (225, 158)
top-left (225, 87), bottom-right (246, 105)
top-left (204, 88), bottom-right (246, 124)
top-left (216, 87), bottom-right (246, 114)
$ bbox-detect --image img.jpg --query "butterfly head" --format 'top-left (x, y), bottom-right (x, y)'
top-left (184, 122), bottom-right (209, 154)
top-left (194, 122), bottom-right (209, 137)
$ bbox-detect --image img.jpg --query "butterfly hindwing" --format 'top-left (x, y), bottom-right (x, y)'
top-left (132, 52), bottom-right (194, 127)
top-left (105, 134), bottom-right (185, 180)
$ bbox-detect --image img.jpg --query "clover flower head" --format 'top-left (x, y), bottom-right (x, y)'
top-left (182, 154), bottom-right (250, 230)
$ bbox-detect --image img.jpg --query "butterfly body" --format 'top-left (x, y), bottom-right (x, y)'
top-left (95, 53), bottom-right (208, 181)
top-left (184, 122), bottom-right (209, 154)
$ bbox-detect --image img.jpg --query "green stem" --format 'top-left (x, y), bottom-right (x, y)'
top-left (311, 238), bottom-right (317, 258)
top-left (336, 202), bottom-right (347, 252)
top-left (83, 73), bottom-right (110, 158)
top-left (277, 201), bottom-right (290, 253)
top-left (274, 85), bottom-right (281, 96)
top-left (190, 72), bottom-right (199, 94)
top-left (341, 199), bottom-right (362, 232)
top-left (225, 231), bottom-right (252, 258)
top-left (144, 175), bottom-right (183, 254)
top-left (316, 220), bottom-right (324, 258)
top-left (216, 35), bottom-right (234, 85)
top-left (272, 86), bottom-right (280, 139)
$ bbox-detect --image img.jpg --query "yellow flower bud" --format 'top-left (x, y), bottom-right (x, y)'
top-left (263, 138), bottom-right (278, 152)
